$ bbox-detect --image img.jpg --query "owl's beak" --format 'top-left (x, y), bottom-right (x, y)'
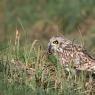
top-left (48, 44), bottom-right (53, 55)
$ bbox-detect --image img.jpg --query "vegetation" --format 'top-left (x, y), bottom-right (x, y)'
top-left (0, 30), bottom-right (95, 95)
top-left (2, 0), bottom-right (95, 39)
top-left (0, 0), bottom-right (95, 95)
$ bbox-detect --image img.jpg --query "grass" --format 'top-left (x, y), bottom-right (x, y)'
top-left (1, 0), bottom-right (95, 94)
top-left (0, 34), bottom-right (95, 95)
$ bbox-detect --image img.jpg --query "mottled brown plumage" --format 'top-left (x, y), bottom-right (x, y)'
top-left (48, 36), bottom-right (95, 72)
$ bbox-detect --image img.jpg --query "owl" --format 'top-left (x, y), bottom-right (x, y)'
top-left (48, 36), bottom-right (95, 72)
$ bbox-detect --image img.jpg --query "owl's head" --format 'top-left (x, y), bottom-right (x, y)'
top-left (48, 36), bottom-right (71, 54)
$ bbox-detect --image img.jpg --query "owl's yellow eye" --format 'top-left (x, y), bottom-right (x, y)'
top-left (53, 40), bottom-right (59, 44)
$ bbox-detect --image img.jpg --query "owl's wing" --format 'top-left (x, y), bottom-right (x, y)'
top-left (75, 49), bottom-right (95, 72)
top-left (75, 62), bottom-right (95, 72)
top-left (82, 49), bottom-right (95, 60)
top-left (66, 44), bottom-right (95, 72)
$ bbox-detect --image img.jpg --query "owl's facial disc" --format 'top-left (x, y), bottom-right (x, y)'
top-left (48, 38), bottom-right (60, 55)
top-left (48, 36), bottom-right (72, 55)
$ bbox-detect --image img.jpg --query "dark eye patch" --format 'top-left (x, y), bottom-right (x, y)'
top-left (53, 40), bottom-right (59, 44)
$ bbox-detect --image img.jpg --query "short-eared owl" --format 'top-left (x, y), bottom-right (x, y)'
top-left (48, 36), bottom-right (95, 72)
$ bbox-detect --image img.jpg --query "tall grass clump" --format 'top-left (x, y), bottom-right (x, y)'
top-left (0, 29), bottom-right (95, 95)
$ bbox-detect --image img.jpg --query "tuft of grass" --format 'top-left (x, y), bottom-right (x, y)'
top-left (0, 28), bottom-right (95, 95)
top-left (0, 39), bottom-right (95, 95)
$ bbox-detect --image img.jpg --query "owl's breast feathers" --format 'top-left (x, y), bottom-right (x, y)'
top-left (57, 43), bottom-right (95, 72)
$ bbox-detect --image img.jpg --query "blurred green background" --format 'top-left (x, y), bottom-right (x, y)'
top-left (1, 0), bottom-right (95, 52)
